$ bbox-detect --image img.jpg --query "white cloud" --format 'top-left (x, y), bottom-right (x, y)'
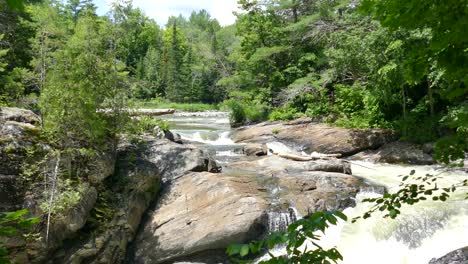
top-left (96, 0), bottom-right (240, 26)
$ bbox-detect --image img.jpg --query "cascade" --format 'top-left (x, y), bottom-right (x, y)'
top-left (160, 111), bottom-right (468, 264)
top-left (267, 207), bottom-right (300, 232)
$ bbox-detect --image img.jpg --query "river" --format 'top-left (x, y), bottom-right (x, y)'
top-left (162, 111), bottom-right (468, 264)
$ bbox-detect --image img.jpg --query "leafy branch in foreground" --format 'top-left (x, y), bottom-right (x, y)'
top-left (0, 209), bottom-right (40, 263)
top-left (353, 170), bottom-right (468, 222)
top-left (226, 211), bottom-right (347, 264)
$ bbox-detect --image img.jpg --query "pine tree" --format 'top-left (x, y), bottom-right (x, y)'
top-left (163, 21), bottom-right (189, 102)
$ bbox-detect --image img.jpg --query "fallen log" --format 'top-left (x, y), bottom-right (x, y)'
top-left (98, 108), bottom-right (176, 116)
top-left (270, 150), bottom-right (341, 161)
top-left (128, 108), bottom-right (175, 117)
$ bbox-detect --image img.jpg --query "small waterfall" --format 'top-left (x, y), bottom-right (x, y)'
top-left (178, 131), bottom-right (236, 145)
top-left (267, 207), bottom-right (300, 232)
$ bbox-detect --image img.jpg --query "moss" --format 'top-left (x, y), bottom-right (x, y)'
top-left (2, 143), bottom-right (18, 154)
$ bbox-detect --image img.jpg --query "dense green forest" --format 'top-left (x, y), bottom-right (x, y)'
top-left (0, 0), bottom-right (466, 161)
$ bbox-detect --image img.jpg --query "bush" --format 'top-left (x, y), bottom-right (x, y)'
top-left (269, 106), bottom-right (300, 121)
top-left (223, 99), bottom-right (269, 126)
top-left (1, 209), bottom-right (39, 263)
top-left (126, 116), bottom-right (170, 135)
top-left (224, 99), bottom-right (246, 125)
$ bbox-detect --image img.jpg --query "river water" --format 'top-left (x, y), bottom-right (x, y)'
top-left (162, 111), bottom-right (468, 264)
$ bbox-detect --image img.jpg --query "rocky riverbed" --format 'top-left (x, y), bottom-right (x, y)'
top-left (1, 108), bottom-right (466, 264)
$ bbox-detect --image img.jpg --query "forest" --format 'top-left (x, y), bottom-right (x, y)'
top-left (1, 0), bottom-right (466, 161)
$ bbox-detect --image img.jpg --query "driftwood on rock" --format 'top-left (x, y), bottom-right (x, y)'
top-left (99, 108), bottom-right (176, 117)
top-left (128, 108), bottom-right (175, 116)
top-left (270, 150), bottom-right (341, 161)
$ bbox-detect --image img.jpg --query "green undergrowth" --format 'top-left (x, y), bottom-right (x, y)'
top-left (132, 98), bottom-right (219, 112)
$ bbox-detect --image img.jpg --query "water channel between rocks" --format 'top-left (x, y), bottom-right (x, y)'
top-left (161, 111), bottom-right (468, 264)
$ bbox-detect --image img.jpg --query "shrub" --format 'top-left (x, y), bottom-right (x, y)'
top-left (126, 116), bottom-right (170, 135)
top-left (269, 106), bottom-right (300, 121)
top-left (223, 99), bottom-right (269, 126)
top-left (224, 99), bottom-right (246, 125)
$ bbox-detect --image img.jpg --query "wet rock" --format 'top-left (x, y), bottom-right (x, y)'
top-left (351, 141), bottom-right (435, 165)
top-left (164, 130), bottom-right (183, 144)
top-left (429, 247), bottom-right (468, 264)
top-left (131, 172), bottom-right (268, 264)
top-left (235, 120), bottom-right (396, 156)
top-left (278, 171), bottom-right (360, 216)
top-left (242, 143), bottom-right (268, 156)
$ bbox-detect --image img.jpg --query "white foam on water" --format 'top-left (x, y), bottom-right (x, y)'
top-left (180, 131), bottom-right (236, 145)
top-left (256, 161), bottom-right (468, 264)
top-left (216, 150), bottom-right (243, 157)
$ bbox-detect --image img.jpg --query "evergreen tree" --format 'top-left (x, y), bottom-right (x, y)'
top-left (39, 14), bottom-right (128, 148)
top-left (162, 21), bottom-right (189, 102)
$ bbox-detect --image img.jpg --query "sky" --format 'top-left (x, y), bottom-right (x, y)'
top-left (94, 0), bottom-right (240, 27)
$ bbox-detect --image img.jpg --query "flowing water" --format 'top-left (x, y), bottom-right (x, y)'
top-left (161, 111), bottom-right (468, 264)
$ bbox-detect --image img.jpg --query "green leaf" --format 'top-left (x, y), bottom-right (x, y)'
top-left (240, 244), bottom-right (249, 257)
top-left (333, 211), bottom-right (347, 221)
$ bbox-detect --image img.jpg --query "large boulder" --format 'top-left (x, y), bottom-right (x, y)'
top-left (131, 171), bottom-right (269, 264)
top-left (429, 247), bottom-right (468, 264)
top-left (131, 153), bottom-right (362, 264)
top-left (234, 120), bottom-right (396, 156)
top-left (351, 141), bottom-right (435, 165)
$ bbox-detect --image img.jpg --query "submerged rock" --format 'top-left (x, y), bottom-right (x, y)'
top-left (235, 120), bottom-right (396, 156)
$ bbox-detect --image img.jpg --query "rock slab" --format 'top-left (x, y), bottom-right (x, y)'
top-left (132, 172), bottom-right (268, 264)
top-left (235, 120), bottom-right (396, 156)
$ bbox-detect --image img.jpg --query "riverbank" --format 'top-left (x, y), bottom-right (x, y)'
top-left (132, 99), bottom-right (220, 112)
top-left (1, 108), bottom-right (467, 264)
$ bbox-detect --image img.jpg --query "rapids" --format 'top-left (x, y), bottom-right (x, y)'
top-left (161, 111), bottom-right (468, 264)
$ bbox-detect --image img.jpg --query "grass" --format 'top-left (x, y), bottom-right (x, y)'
top-left (133, 99), bottom-right (219, 112)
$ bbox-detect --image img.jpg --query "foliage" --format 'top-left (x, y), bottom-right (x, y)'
top-left (0, 209), bottom-right (39, 264)
top-left (39, 13), bottom-right (128, 148)
top-left (223, 98), bottom-right (269, 126)
top-left (39, 179), bottom-right (85, 214)
top-left (126, 116), bottom-right (170, 135)
top-left (133, 98), bottom-right (219, 112)
top-left (227, 211), bottom-right (347, 264)
top-left (354, 170), bottom-right (468, 222)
